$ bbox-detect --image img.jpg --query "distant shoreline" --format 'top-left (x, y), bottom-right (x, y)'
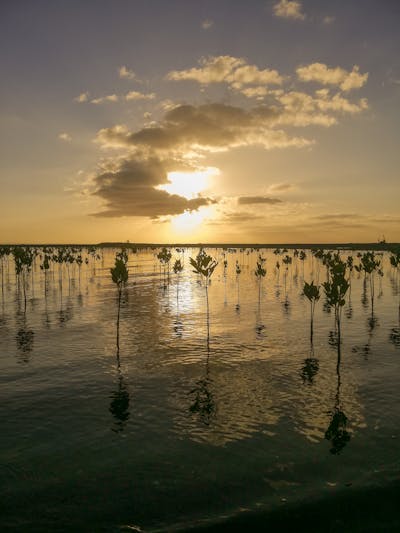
top-left (1, 242), bottom-right (399, 252)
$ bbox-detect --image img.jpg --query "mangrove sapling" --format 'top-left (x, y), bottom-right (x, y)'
top-left (282, 255), bottom-right (292, 308)
top-left (173, 259), bottom-right (184, 334)
top-left (389, 251), bottom-right (400, 319)
top-left (235, 260), bottom-right (241, 311)
top-left (254, 255), bottom-right (266, 310)
top-left (254, 255), bottom-right (266, 332)
top-left (299, 250), bottom-right (307, 279)
top-left (157, 247), bottom-right (172, 289)
top-left (223, 256), bottom-right (228, 305)
top-left (76, 254), bottom-right (83, 289)
top-left (110, 249), bottom-right (129, 352)
top-left (303, 281), bottom-right (320, 343)
top-left (355, 252), bottom-right (383, 315)
top-left (322, 255), bottom-right (349, 345)
top-left (189, 249), bottom-right (218, 348)
top-left (40, 254), bottom-right (51, 297)
top-left (0, 246), bottom-right (11, 299)
top-left (13, 246), bottom-right (34, 313)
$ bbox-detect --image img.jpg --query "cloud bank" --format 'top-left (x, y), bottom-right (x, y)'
top-left (85, 55), bottom-right (369, 220)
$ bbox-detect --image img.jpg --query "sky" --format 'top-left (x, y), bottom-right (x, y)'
top-left (1, 0), bottom-right (400, 244)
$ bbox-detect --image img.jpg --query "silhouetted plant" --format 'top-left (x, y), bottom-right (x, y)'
top-left (110, 249), bottom-right (129, 352)
top-left (0, 247), bottom-right (10, 302)
top-left (254, 254), bottom-right (266, 307)
top-left (235, 259), bottom-right (241, 310)
top-left (40, 253), bottom-right (52, 296)
top-left (189, 248), bottom-right (218, 347)
top-left (223, 256), bottom-right (228, 305)
top-left (322, 254), bottom-right (349, 343)
top-left (282, 255), bottom-right (292, 307)
top-left (390, 251), bottom-right (400, 319)
top-left (299, 250), bottom-right (307, 278)
top-left (13, 246), bottom-right (35, 312)
top-left (157, 247), bottom-right (172, 288)
top-left (303, 281), bottom-right (320, 342)
top-left (173, 258), bottom-right (184, 326)
top-left (355, 252), bottom-right (383, 314)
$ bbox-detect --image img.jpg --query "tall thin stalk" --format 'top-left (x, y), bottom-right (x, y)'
top-left (189, 249), bottom-right (218, 349)
top-left (110, 249), bottom-right (129, 353)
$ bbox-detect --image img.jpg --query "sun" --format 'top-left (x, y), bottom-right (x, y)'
top-left (170, 207), bottom-right (213, 234)
top-left (157, 167), bottom-right (219, 200)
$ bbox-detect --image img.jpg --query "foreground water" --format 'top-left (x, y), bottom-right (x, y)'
top-left (1, 248), bottom-right (399, 531)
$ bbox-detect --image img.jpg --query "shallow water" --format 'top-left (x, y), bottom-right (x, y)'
top-left (1, 248), bottom-right (399, 531)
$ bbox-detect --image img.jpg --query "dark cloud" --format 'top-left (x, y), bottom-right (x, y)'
top-left (95, 102), bottom-right (311, 152)
top-left (237, 196), bottom-right (283, 205)
top-left (92, 157), bottom-right (215, 218)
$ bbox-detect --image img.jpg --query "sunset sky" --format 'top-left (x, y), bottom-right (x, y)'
top-left (1, 0), bottom-right (400, 244)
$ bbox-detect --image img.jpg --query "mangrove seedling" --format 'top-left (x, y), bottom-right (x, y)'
top-left (173, 258), bottom-right (184, 307)
top-left (303, 281), bottom-right (320, 343)
top-left (355, 251), bottom-right (383, 314)
top-left (189, 248), bottom-right (218, 346)
top-left (235, 259), bottom-right (241, 310)
top-left (157, 247), bottom-right (172, 288)
top-left (110, 249), bottom-right (129, 352)
top-left (13, 246), bottom-right (35, 312)
top-left (322, 255), bottom-right (349, 344)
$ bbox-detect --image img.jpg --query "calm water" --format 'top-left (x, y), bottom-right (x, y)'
top-left (1, 248), bottom-right (400, 531)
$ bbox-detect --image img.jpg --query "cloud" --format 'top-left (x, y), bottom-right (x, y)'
top-left (166, 55), bottom-right (283, 89)
top-left (240, 86), bottom-right (269, 99)
top-left (95, 102), bottom-right (313, 153)
top-left (125, 90), bottom-right (156, 101)
top-left (91, 156), bottom-right (215, 218)
top-left (207, 212), bottom-right (265, 225)
top-left (237, 196), bottom-right (282, 205)
top-left (268, 183), bottom-right (293, 192)
top-left (313, 213), bottom-right (363, 221)
top-left (58, 132), bottom-right (72, 142)
top-left (91, 94), bottom-right (119, 104)
top-left (297, 63), bottom-right (368, 91)
top-left (273, 0), bottom-right (305, 20)
top-left (74, 92), bottom-right (89, 103)
top-left (87, 55), bottom-right (369, 220)
top-left (201, 19), bottom-right (214, 30)
top-left (118, 65), bottom-right (136, 79)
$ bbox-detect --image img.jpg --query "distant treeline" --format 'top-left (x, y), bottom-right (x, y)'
top-left (1, 242), bottom-right (399, 252)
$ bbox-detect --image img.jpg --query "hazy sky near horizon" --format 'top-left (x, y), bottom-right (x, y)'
top-left (1, 0), bottom-right (400, 244)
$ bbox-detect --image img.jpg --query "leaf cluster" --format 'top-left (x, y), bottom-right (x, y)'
top-left (322, 255), bottom-right (349, 308)
top-left (189, 249), bottom-right (218, 279)
top-left (110, 249), bottom-right (129, 287)
top-left (255, 255), bottom-right (266, 279)
top-left (354, 251), bottom-right (383, 276)
top-left (303, 281), bottom-right (320, 303)
top-left (173, 259), bottom-right (183, 274)
top-left (157, 247), bottom-right (172, 265)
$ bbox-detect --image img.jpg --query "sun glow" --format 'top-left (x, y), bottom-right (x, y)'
top-left (171, 209), bottom-right (205, 233)
top-left (157, 167), bottom-right (219, 200)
